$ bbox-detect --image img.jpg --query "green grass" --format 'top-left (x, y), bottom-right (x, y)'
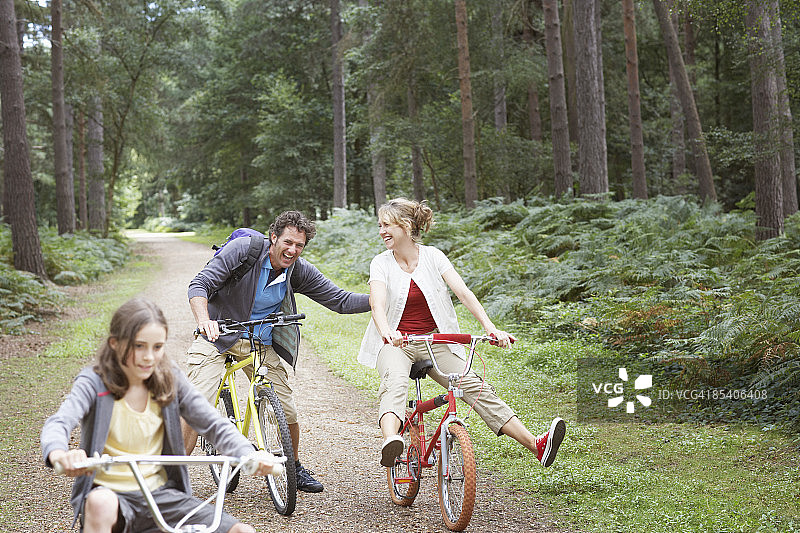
top-left (0, 255), bottom-right (155, 521)
top-left (185, 225), bottom-right (799, 531)
top-left (295, 274), bottom-right (800, 533)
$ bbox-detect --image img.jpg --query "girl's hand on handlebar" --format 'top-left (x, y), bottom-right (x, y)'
top-left (50, 449), bottom-right (89, 477)
top-left (197, 319), bottom-right (221, 342)
top-left (242, 450), bottom-right (286, 477)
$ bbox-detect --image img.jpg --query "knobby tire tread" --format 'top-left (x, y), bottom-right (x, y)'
top-left (437, 423), bottom-right (476, 531)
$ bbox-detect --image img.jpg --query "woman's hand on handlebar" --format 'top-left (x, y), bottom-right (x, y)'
top-left (381, 330), bottom-right (404, 347)
top-left (197, 319), bottom-right (221, 342)
top-left (50, 449), bottom-right (89, 477)
top-left (487, 328), bottom-right (516, 348)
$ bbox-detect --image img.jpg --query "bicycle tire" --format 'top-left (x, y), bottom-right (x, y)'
top-left (387, 422), bottom-right (421, 506)
top-left (202, 388), bottom-right (241, 493)
top-left (257, 386), bottom-right (297, 516)
top-left (437, 423), bottom-right (476, 531)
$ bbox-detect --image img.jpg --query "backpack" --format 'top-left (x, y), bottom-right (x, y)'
top-left (211, 228), bottom-right (267, 283)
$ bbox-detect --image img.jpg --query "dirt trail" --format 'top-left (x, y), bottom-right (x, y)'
top-left (23, 233), bottom-right (566, 532)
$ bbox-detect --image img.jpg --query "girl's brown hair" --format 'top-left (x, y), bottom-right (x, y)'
top-left (93, 298), bottom-right (175, 406)
top-left (378, 198), bottom-right (434, 243)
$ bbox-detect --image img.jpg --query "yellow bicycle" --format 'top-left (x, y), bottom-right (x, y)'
top-left (198, 312), bottom-right (304, 516)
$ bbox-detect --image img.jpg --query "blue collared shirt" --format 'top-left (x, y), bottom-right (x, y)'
top-left (249, 257), bottom-right (287, 343)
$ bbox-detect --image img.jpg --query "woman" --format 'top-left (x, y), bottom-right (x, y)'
top-left (358, 198), bottom-right (566, 469)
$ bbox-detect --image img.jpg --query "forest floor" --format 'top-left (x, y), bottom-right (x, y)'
top-left (7, 233), bottom-right (571, 532)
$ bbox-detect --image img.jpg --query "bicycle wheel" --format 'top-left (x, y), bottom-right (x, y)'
top-left (257, 386), bottom-right (297, 516)
top-left (202, 388), bottom-right (241, 493)
top-left (387, 422), bottom-right (421, 506)
top-left (437, 423), bottom-right (476, 531)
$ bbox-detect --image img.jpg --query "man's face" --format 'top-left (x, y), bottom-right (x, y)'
top-left (269, 225), bottom-right (307, 270)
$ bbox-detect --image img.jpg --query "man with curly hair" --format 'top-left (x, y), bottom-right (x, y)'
top-left (182, 210), bottom-right (370, 493)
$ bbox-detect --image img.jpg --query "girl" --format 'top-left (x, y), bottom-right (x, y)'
top-left (41, 298), bottom-right (278, 533)
top-left (358, 198), bottom-right (566, 469)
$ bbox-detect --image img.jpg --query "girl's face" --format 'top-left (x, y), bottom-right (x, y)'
top-left (378, 218), bottom-right (409, 249)
top-left (112, 322), bottom-right (167, 386)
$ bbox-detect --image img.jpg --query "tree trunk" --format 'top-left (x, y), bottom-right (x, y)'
top-left (622, 0), bottom-right (647, 199)
top-left (574, 0), bottom-right (608, 195)
top-left (668, 2), bottom-right (686, 186)
top-left (454, 0), bottom-right (478, 209)
top-left (746, 1), bottom-right (783, 239)
top-left (542, 0), bottom-right (572, 197)
top-left (87, 95), bottom-right (106, 233)
top-left (76, 109), bottom-right (88, 230)
top-left (65, 103), bottom-right (75, 218)
top-left (492, 0), bottom-right (507, 132)
top-left (0, 0), bottom-right (47, 278)
top-left (361, 0), bottom-right (386, 211)
top-left (331, 0), bottom-right (347, 209)
top-left (769, 1), bottom-right (798, 217)
top-left (652, 0), bottom-right (716, 203)
top-left (521, 1), bottom-right (542, 142)
top-left (561, 0), bottom-right (578, 145)
top-left (51, 0), bottom-right (75, 235)
top-left (407, 80), bottom-right (425, 202)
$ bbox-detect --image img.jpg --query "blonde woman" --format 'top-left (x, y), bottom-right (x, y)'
top-left (358, 198), bottom-right (565, 469)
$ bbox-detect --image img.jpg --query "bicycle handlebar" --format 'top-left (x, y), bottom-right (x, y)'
top-left (401, 333), bottom-right (514, 346)
top-left (54, 452), bottom-right (286, 477)
top-left (194, 312), bottom-right (305, 336)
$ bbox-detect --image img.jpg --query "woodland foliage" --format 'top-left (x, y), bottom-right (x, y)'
top-left (305, 198), bottom-right (800, 426)
top-left (0, 225), bottom-right (129, 334)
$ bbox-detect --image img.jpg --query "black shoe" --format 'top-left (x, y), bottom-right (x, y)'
top-left (295, 461), bottom-right (323, 493)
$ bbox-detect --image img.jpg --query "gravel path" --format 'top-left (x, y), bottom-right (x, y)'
top-left (21, 233), bottom-right (568, 533)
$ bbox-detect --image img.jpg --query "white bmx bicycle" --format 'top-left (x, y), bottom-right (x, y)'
top-left (56, 453), bottom-right (285, 533)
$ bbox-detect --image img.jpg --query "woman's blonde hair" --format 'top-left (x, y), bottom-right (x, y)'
top-left (378, 198), bottom-right (434, 243)
top-left (93, 298), bottom-right (175, 406)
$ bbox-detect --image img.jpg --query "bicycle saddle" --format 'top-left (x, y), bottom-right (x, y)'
top-left (409, 360), bottom-right (433, 380)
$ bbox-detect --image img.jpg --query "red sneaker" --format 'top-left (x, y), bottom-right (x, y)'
top-left (535, 417), bottom-right (566, 467)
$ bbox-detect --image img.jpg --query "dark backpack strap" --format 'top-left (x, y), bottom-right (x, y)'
top-left (230, 235), bottom-right (265, 282)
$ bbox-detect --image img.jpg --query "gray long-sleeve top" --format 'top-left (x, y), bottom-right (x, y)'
top-left (41, 366), bottom-right (254, 526)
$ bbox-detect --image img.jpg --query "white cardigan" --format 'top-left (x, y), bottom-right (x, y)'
top-left (358, 245), bottom-right (466, 368)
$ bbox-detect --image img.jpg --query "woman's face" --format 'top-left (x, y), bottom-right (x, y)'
top-left (378, 218), bottom-right (409, 249)
top-left (113, 322), bottom-right (167, 386)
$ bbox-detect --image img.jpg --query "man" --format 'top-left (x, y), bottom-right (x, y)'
top-left (182, 210), bottom-right (370, 493)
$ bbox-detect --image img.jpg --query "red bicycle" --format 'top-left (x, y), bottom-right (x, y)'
top-left (387, 332), bottom-right (497, 532)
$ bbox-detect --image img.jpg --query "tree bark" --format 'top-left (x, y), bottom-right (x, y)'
top-left (652, 0), bottom-right (716, 203)
top-left (542, 0), bottom-right (572, 197)
top-left (769, 1), bottom-right (798, 217)
top-left (574, 0), bottom-right (608, 195)
top-left (521, 1), bottom-right (542, 142)
top-left (0, 0), bottom-right (47, 278)
top-left (746, 1), bottom-right (783, 239)
top-left (51, 0), bottom-right (75, 234)
top-left (622, 0), bottom-right (647, 199)
top-left (331, 0), bottom-right (347, 208)
top-left (561, 0), bottom-right (578, 145)
top-left (361, 0), bottom-right (386, 211)
top-left (407, 81), bottom-right (424, 202)
top-left (492, 0), bottom-right (507, 132)
top-left (76, 109), bottom-right (88, 230)
top-left (454, 0), bottom-right (478, 209)
top-left (87, 95), bottom-right (106, 233)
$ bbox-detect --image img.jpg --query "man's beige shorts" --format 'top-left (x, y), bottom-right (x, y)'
top-left (186, 337), bottom-right (298, 425)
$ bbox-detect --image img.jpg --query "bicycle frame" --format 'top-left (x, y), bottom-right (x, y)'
top-left (214, 350), bottom-right (268, 451)
top-left (65, 455), bottom-right (249, 533)
top-left (396, 334), bottom-right (485, 482)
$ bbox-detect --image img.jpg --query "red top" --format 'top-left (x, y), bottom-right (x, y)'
top-left (398, 280), bottom-right (437, 334)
